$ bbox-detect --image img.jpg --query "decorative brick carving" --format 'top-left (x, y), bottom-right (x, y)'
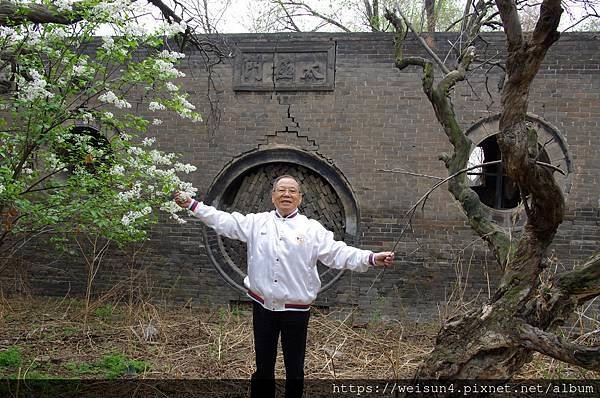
top-left (242, 55), bottom-right (264, 82)
top-left (233, 42), bottom-right (335, 91)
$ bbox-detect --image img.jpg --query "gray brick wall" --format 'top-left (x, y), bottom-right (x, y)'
top-left (4, 32), bottom-right (599, 322)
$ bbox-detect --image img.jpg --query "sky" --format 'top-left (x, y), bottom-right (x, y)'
top-left (97, 0), bottom-right (596, 35)
top-left (215, 0), bottom-right (254, 33)
top-left (201, 0), bottom-right (596, 33)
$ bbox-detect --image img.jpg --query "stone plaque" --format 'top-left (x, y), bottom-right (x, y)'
top-left (233, 42), bottom-right (335, 91)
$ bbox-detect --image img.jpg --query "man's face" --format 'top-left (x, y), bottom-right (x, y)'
top-left (271, 177), bottom-right (302, 216)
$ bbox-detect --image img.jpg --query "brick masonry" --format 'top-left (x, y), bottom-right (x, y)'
top-left (4, 32), bottom-right (599, 322)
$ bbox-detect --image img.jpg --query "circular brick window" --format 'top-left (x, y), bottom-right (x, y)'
top-left (53, 125), bottom-right (113, 174)
top-left (466, 114), bottom-right (572, 228)
top-left (203, 148), bottom-right (360, 293)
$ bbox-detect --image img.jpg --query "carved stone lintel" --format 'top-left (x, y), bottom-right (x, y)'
top-left (233, 41), bottom-right (335, 91)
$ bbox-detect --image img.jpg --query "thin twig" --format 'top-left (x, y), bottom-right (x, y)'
top-left (393, 2), bottom-right (450, 75)
top-left (388, 160), bottom-right (501, 253)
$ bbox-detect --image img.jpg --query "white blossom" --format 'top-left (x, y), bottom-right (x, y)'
top-left (28, 30), bottom-right (42, 45)
top-left (0, 26), bottom-right (19, 41)
top-left (159, 50), bottom-right (185, 62)
top-left (165, 82), bottom-right (179, 92)
top-left (152, 118), bottom-right (163, 125)
top-left (0, 184), bottom-right (5, 194)
top-left (73, 134), bottom-right (90, 144)
top-left (178, 192), bottom-right (191, 202)
top-left (99, 35), bottom-right (127, 56)
top-left (155, 21), bottom-right (188, 36)
top-left (73, 166), bottom-right (91, 177)
top-left (160, 200), bottom-right (180, 213)
top-left (177, 181), bottom-right (197, 197)
top-left (121, 205), bottom-right (152, 226)
top-left (178, 109), bottom-right (202, 122)
top-left (121, 214), bottom-right (131, 226)
top-left (173, 94), bottom-right (195, 110)
top-left (127, 146), bottom-right (144, 156)
top-left (149, 101), bottom-right (166, 111)
top-left (148, 167), bottom-right (177, 185)
top-left (159, 201), bottom-right (187, 224)
top-left (72, 57), bottom-right (89, 76)
top-left (78, 111), bottom-right (94, 123)
top-left (54, 0), bottom-right (74, 13)
top-left (142, 137), bottom-right (156, 146)
top-left (98, 90), bottom-right (131, 109)
top-left (110, 165), bottom-right (125, 176)
top-left (121, 206), bottom-right (152, 227)
top-left (153, 59), bottom-right (185, 79)
top-left (149, 150), bottom-right (175, 165)
top-left (92, 0), bottom-right (130, 19)
top-left (101, 36), bottom-right (116, 51)
top-left (49, 27), bottom-right (69, 40)
top-left (174, 162), bottom-right (197, 174)
top-left (45, 153), bottom-right (65, 169)
top-left (73, 64), bottom-right (86, 75)
top-left (17, 70), bottom-right (54, 102)
top-left (170, 93), bottom-right (201, 121)
top-left (172, 214), bottom-right (187, 224)
top-left (123, 23), bottom-right (146, 37)
top-left (103, 112), bottom-right (114, 119)
top-left (117, 182), bottom-right (142, 203)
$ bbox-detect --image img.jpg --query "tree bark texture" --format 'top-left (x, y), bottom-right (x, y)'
top-left (0, 1), bottom-right (83, 26)
top-left (386, 0), bottom-right (600, 382)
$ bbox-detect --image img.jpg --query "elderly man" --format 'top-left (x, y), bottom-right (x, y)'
top-left (175, 175), bottom-right (394, 398)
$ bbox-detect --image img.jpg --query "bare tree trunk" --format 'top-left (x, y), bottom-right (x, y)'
top-left (424, 0), bottom-right (437, 47)
top-left (425, 0), bottom-right (436, 31)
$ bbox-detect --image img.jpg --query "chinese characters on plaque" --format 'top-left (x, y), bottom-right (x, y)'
top-left (234, 42), bottom-right (335, 91)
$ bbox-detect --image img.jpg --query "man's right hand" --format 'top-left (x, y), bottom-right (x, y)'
top-left (174, 191), bottom-right (193, 209)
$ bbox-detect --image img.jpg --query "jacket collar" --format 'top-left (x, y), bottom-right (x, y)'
top-left (275, 208), bottom-right (298, 219)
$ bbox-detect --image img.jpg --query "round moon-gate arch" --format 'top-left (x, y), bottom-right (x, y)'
top-left (203, 147), bottom-right (361, 294)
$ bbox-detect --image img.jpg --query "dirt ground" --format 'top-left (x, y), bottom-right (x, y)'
top-left (0, 296), bottom-right (597, 381)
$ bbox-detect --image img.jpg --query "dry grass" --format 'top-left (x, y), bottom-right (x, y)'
top-left (0, 296), bottom-right (596, 380)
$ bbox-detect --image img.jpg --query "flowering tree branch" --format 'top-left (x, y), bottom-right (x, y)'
top-left (0, 0), bottom-right (203, 254)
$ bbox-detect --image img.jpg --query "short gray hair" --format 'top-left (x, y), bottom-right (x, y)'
top-left (272, 174), bottom-right (302, 193)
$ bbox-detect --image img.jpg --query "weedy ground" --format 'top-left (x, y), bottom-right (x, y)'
top-left (0, 296), bottom-right (597, 380)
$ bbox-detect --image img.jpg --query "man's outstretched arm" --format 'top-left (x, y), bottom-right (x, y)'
top-left (315, 224), bottom-right (395, 271)
top-left (174, 191), bottom-right (254, 242)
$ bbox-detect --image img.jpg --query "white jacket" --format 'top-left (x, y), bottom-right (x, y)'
top-left (188, 200), bottom-right (374, 311)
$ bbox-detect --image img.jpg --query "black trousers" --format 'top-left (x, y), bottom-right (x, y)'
top-left (250, 301), bottom-right (310, 398)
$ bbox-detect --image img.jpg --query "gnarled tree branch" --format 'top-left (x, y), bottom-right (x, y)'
top-left (494, 0), bottom-right (564, 284)
top-left (387, 0), bottom-right (595, 381)
top-left (0, 1), bottom-right (82, 26)
top-left (392, 1), bottom-right (450, 74)
top-left (385, 6), bottom-right (513, 267)
top-left (495, 0), bottom-right (523, 49)
top-left (516, 322), bottom-right (600, 370)
top-left (555, 252), bottom-right (600, 304)
top-left (531, 0), bottom-right (562, 47)
top-left (384, 11), bottom-right (428, 71)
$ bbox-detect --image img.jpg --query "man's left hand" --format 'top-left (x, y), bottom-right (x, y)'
top-left (373, 251), bottom-right (394, 267)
